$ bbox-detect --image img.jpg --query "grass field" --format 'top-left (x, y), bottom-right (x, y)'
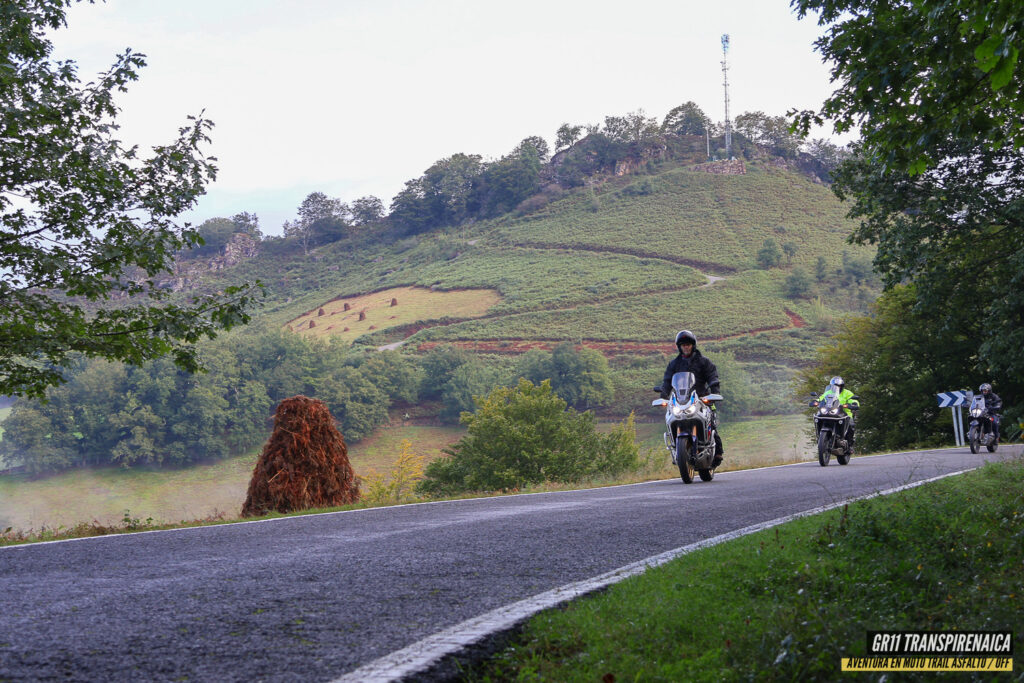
top-left (286, 286), bottom-right (501, 343)
top-left (0, 423), bottom-right (464, 533)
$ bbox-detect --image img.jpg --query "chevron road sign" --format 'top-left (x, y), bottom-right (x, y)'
top-left (937, 390), bottom-right (970, 446)
top-left (937, 390), bottom-right (968, 408)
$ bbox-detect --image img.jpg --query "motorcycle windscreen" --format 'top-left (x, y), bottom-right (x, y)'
top-left (671, 372), bottom-right (696, 398)
top-left (971, 395), bottom-right (985, 411)
top-left (821, 387), bottom-right (841, 407)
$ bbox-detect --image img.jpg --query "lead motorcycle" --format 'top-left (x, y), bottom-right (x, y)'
top-left (967, 392), bottom-right (999, 454)
top-left (652, 372), bottom-right (723, 483)
top-left (809, 385), bottom-right (858, 466)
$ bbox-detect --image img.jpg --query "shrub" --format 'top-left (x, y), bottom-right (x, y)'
top-left (418, 379), bottom-right (641, 494)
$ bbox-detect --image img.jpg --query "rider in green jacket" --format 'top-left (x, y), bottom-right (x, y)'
top-left (813, 376), bottom-right (860, 451)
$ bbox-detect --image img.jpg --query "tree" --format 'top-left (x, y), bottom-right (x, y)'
top-left (194, 218), bottom-right (240, 257)
top-left (756, 239), bottom-right (783, 269)
top-left (603, 110), bottom-right (660, 145)
top-left (792, 0), bottom-right (1024, 176)
top-left (388, 154), bottom-right (483, 234)
top-left (286, 192), bottom-right (350, 253)
top-left (555, 123), bottom-right (583, 151)
top-left (801, 138), bottom-right (849, 173)
top-left (662, 101), bottom-right (711, 136)
top-left (514, 343), bottom-right (614, 410)
top-left (298, 191), bottom-right (347, 227)
top-left (419, 344), bottom-right (474, 400)
top-left (514, 135), bottom-right (550, 163)
top-left (734, 110), bottom-right (801, 158)
top-left (782, 241), bottom-right (798, 265)
top-left (783, 267), bottom-right (812, 299)
top-left (350, 195), bottom-right (385, 225)
top-left (815, 256), bottom-right (828, 283)
top-left (473, 140), bottom-right (544, 218)
top-left (0, 1), bottom-right (260, 398)
top-left (230, 212), bottom-right (262, 240)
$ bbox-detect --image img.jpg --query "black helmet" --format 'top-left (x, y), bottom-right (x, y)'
top-left (830, 376), bottom-right (845, 389)
top-left (980, 383), bottom-right (992, 393)
top-left (674, 330), bottom-right (697, 348)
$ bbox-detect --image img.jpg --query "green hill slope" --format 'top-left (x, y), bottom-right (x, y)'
top-left (184, 156), bottom-right (876, 425)
top-left (218, 158), bottom-right (874, 366)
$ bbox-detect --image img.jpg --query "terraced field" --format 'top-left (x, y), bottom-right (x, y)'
top-left (273, 161), bottom-right (873, 361)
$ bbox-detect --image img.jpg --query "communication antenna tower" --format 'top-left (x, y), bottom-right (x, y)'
top-left (721, 33), bottom-right (732, 158)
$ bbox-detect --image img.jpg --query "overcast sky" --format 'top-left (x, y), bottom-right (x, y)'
top-left (53, 0), bottom-right (842, 235)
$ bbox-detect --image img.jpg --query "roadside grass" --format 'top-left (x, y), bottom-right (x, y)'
top-left (634, 414), bottom-right (815, 478)
top-left (466, 456), bottom-right (1024, 682)
top-left (0, 424), bottom-right (464, 539)
top-left (0, 405), bottom-right (9, 440)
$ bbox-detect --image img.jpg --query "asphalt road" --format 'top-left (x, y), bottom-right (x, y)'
top-left (1, 446), bottom-right (1018, 682)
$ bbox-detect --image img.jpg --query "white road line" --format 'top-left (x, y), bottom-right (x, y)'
top-left (331, 468), bottom-right (973, 683)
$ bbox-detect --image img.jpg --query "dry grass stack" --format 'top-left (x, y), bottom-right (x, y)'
top-left (241, 395), bottom-right (359, 517)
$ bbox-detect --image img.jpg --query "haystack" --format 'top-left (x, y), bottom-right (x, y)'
top-left (241, 396), bottom-right (359, 517)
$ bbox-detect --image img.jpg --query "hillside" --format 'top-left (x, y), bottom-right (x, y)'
top-left (202, 156), bottom-right (876, 409)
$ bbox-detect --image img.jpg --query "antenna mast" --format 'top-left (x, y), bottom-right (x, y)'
top-left (721, 34), bottom-right (732, 158)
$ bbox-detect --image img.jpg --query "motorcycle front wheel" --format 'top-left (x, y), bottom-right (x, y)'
top-left (987, 437), bottom-right (998, 453)
top-left (817, 430), bottom-right (832, 466)
top-left (968, 427), bottom-right (980, 454)
top-left (676, 435), bottom-right (694, 484)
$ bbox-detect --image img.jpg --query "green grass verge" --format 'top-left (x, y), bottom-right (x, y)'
top-left (0, 424), bottom-right (464, 536)
top-left (466, 457), bottom-right (1024, 681)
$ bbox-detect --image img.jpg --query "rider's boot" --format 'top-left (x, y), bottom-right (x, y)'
top-left (712, 432), bottom-right (724, 468)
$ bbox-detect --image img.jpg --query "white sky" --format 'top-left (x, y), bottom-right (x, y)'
top-left (53, 0), bottom-right (841, 235)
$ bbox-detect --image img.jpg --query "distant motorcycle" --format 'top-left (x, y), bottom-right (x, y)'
top-left (652, 371), bottom-right (723, 483)
top-left (967, 393), bottom-right (999, 454)
top-left (809, 387), bottom-right (858, 466)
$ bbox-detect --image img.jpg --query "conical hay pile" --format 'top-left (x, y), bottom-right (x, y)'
top-left (241, 395), bottom-right (359, 517)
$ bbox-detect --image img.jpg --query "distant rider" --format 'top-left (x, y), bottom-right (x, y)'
top-left (980, 383), bottom-right (1002, 442)
top-left (657, 330), bottom-right (724, 466)
top-left (812, 376), bottom-right (859, 452)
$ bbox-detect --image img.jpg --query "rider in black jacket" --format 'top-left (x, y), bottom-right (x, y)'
top-left (658, 330), bottom-right (724, 465)
top-left (980, 383), bottom-right (1003, 441)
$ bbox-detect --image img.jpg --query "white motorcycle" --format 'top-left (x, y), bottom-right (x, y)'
top-left (652, 371), bottom-right (723, 483)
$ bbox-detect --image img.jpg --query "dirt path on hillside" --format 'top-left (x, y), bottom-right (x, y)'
top-left (505, 240), bottom-right (738, 275)
top-left (414, 309), bottom-right (809, 355)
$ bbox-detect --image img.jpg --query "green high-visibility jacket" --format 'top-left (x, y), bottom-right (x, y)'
top-left (819, 387), bottom-right (859, 418)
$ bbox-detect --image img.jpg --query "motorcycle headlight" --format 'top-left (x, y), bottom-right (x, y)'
top-left (829, 407), bottom-right (839, 415)
top-left (818, 406), bottom-right (828, 415)
top-left (971, 409), bottom-right (982, 418)
top-left (671, 405), bottom-right (686, 418)
top-left (683, 404), bottom-right (698, 417)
